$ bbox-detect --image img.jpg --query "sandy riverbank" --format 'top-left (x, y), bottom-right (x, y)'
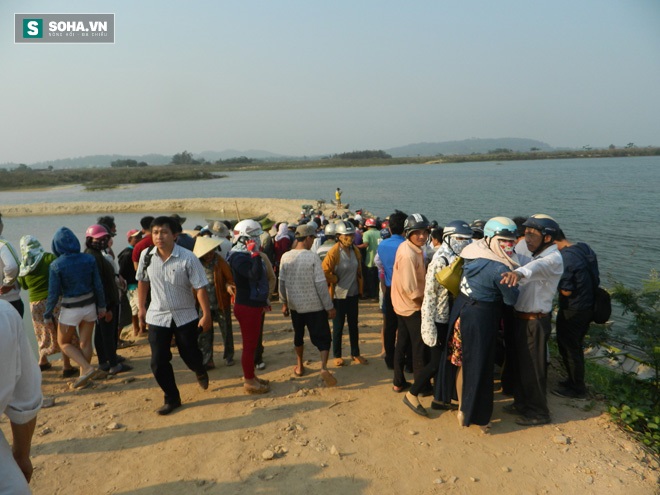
top-left (1, 299), bottom-right (658, 495)
top-left (0, 198), bottom-right (327, 221)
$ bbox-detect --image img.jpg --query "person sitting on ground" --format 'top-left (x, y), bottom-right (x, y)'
top-left (18, 235), bottom-right (76, 376)
top-left (45, 227), bottom-right (108, 389)
top-left (279, 224), bottom-right (338, 387)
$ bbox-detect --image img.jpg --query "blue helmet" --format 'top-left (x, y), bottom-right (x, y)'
top-left (442, 220), bottom-right (473, 241)
top-left (523, 214), bottom-right (560, 239)
top-left (483, 217), bottom-right (518, 239)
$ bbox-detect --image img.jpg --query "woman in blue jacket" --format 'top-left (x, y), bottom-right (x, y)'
top-left (45, 227), bottom-right (107, 389)
top-left (445, 217), bottom-right (520, 432)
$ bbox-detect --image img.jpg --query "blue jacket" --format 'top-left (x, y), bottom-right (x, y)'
top-left (558, 242), bottom-right (599, 311)
top-left (460, 258), bottom-right (519, 306)
top-left (45, 227), bottom-right (105, 321)
top-left (377, 234), bottom-right (405, 287)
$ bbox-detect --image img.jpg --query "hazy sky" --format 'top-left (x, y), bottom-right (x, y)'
top-left (2, 0), bottom-right (659, 164)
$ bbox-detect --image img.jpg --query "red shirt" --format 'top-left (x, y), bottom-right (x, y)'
top-left (132, 234), bottom-right (154, 264)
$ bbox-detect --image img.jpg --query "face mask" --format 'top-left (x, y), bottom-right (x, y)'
top-left (339, 235), bottom-right (354, 248)
top-left (449, 237), bottom-right (472, 255)
top-left (498, 240), bottom-right (515, 257)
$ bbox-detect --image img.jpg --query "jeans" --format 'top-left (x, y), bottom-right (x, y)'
top-left (332, 295), bottom-right (360, 358)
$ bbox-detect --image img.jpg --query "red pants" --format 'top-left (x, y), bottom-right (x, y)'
top-left (233, 303), bottom-right (263, 379)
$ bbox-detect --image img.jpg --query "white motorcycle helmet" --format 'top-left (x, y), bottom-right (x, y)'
top-left (233, 219), bottom-right (264, 244)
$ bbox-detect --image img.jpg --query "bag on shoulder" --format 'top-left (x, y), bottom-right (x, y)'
top-left (592, 286), bottom-right (612, 324)
top-left (434, 256), bottom-right (464, 297)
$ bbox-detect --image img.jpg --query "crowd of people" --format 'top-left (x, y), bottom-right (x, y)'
top-left (0, 204), bottom-right (602, 492)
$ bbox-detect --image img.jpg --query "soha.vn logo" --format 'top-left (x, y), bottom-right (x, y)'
top-left (23, 19), bottom-right (43, 38)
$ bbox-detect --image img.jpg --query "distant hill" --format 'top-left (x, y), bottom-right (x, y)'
top-left (1, 139), bottom-right (560, 170)
top-left (385, 138), bottom-right (555, 157)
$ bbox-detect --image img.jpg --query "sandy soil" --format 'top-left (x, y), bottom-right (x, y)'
top-left (1, 299), bottom-right (657, 495)
top-left (1, 198), bottom-right (657, 494)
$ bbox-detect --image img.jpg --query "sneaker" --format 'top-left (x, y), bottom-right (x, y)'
top-left (515, 415), bottom-right (551, 426)
top-left (108, 363), bottom-right (133, 376)
top-left (225, 358), bottom-right (235, 367)
top-left (551, 387), bottom-right (587, 399)
top-left (255, 362), bottom-right (266, 370)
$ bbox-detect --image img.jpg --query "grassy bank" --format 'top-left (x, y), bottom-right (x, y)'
top-left (1, 147), bottom-right (659, 191)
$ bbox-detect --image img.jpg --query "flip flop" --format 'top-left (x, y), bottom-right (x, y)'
top-left (334, 358), bottom-right (344, 367)
top-left (294, 366), bottom-right (305, 377)
top-left (73, 368), bottom-right (97, 389)
top-left (320, 370), bottom-right (337, 387)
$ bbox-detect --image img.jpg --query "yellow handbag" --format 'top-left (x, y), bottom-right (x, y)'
top-left (434, 256), bottom-right (464, 297)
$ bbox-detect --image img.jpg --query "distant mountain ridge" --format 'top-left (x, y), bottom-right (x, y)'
top-left (385, 138), bottom-right (554, 157)
top-left (1, 138), bottom-right (557, 169)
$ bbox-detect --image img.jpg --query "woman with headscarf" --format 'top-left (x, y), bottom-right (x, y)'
top-left (18, 235), bottom-right (77, 376)
top-left (227, 220), bottom-right (271, 394)
top-left (444, 217), bottom-right (520, 432)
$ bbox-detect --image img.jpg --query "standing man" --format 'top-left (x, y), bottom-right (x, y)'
top-left (501, 214), bottom-right (564, 426)
top-left (376, 210), bottom-right (408, 370)
top-left (391, 213), bottom-right (431, 393)
top-left (0, 300), bottom-right (42, 495)
top-left (362, 218), bottom-right (381, 300)
top-left (0, 213), bottom-right (23, 317)
top-left (335, 187), bottom-right (342, 208)
top-left (279, 224), bottom-right (338, 386)
top-left (118, 229), bottom-right (143, 337)
top-left (552, 229), bottom-right (599, 399)
top-left (137, 216), bottom-right (212, 415)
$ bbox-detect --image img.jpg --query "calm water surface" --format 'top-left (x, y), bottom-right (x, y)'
top-left (2, 156), bottom-right (658, 348)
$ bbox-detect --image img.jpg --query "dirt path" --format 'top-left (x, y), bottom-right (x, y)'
top-left (4, 299), bottom-right (658, 495)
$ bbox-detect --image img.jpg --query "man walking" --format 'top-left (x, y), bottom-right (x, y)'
top-left (137, 216), bottom-right (212, 415)
top-left (501, 214), bottom-right (564, 426)
top-left (279, 224), bottom-right (338, 387)
top-left (552, 229), bottom-right (599, 399)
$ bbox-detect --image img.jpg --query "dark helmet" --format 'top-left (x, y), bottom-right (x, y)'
top-left (403, 213), bottom-right (430, 237)
top-left (442, 220), bottom-right (473, 241)
top-left (483, 217), bottom-right (518, 239)
top-left (470, 219), bottom-right (486, 239)
top-left (522, 214), bottom-right (560, 239)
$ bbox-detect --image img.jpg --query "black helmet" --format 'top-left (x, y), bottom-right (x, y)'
top-left (442, 220), bottom-right (473, 241)
top-left (522, 214), bottom-right (560, 239)
top-left (470, 219), bottom-right (486, 239)
top-left (404, 213), bottom-right (430, 237)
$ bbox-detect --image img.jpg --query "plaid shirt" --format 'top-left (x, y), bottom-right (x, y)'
top-left (137, 244), bottom-right (208, 327)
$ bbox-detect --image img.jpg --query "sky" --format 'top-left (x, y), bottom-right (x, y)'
top-left (1, 0), bottom-right (659, 164)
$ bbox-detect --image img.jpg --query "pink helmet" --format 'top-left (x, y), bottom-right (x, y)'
top-left (85, 224), bottom-right (110, 239)
top-left (365, 218), bottom-right (377, 228)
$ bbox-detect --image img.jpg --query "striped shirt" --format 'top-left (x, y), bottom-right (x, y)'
top-left (137, 244), bottom-right (208, 327)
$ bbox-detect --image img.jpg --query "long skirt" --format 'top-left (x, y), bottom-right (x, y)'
top-left (448, 294), bottom-right (502, 427)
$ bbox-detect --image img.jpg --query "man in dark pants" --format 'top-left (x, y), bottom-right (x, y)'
top-left (375, 211), bottom-right (407, 369)
top-left (137, 216), bottom-right (212, 415)
top-left (391, 213), bottom-right (431, 393)
top-left (501, 214), bottom-right (564, 426)
top-left (552, 229), bottom-right (598, 399)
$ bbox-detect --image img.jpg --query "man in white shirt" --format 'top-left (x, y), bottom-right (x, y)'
top-left (279, 224), bottom-right (337, 387)
top-left (137, 216), bottom-right (212, 415)
top-left (501, 214), bottom-right (564, 426)
top-left (0, 300), bottom-right (42, 495)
